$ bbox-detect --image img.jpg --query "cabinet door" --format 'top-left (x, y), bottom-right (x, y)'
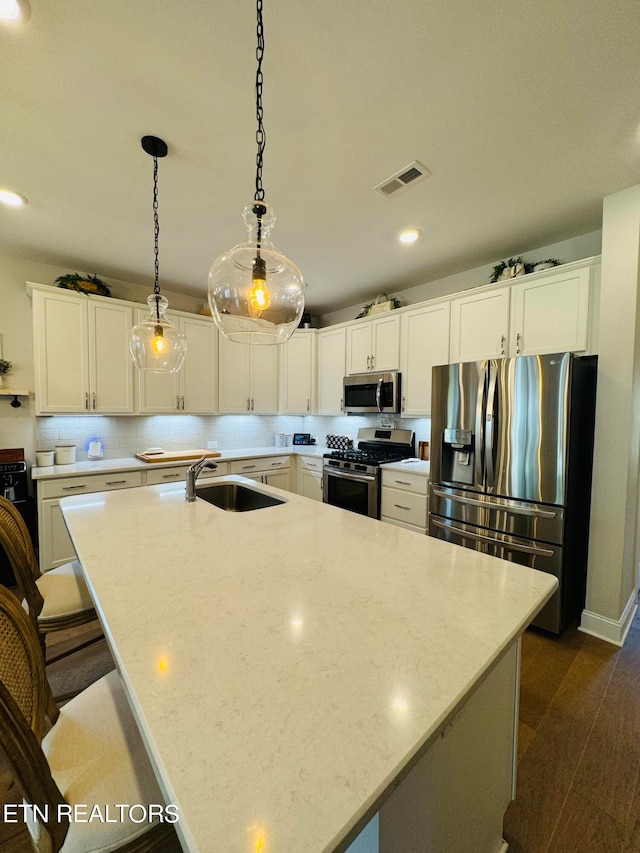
top-left (218, 337), bottom-right (251, 413)
top-left (180, 316), bottom-right (218, 413)
top-left (89, 300), bottom-right (135, 413)
top-left (250, 345), bottom-right (279, 413)
top-left (400, 303), bottom-right (450, 417)
top-left (449, 289), bottom-right (510, 362)
top-left (280, 331), bottom-right (314, 414)
top-left (39, 499), bottom-right (76, 570)
top-left (346, 322), bottom-right (372, 374)
top-left (510, 268), bottom-right (590, 356)
top-left (317, 327), bottom-right (346, 414)
top-left (299, 469), bottom-right (323, 502)
top-left (265, 469), bottom-right (291, 491)
top-left (371, 314), bottom-right (401, 371)
top-left (135, 308), bottom-right (179, 413)
top-left (33, 289), bottom-right (89, 414)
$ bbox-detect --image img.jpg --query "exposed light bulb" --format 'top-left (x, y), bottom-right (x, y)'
top-left (152, 327), bottom-right (165, 354)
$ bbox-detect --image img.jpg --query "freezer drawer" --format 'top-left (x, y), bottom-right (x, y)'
top-left (429, 483), bottom-right (564, 545)
top-left (429, 515), bottom-right (562, 633)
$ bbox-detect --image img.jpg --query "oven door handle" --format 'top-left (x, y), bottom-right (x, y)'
top-left (431, 517), bottom-right (555, 556)
top-left (324, 469), bottom-right (377, 485)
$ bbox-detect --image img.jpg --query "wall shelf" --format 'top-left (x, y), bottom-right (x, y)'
top-left (0, 389), bottom-right (29, 408)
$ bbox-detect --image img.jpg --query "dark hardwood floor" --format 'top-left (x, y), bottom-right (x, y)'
top-left (1, 600), bottom-right (639, 851)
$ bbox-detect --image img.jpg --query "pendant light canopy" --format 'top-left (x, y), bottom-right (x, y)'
top-left (128, 136), bottom-right (187, 373)
top-left (208, 0), bottom-right (305, 345)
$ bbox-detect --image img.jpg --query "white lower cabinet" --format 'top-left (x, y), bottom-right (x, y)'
top-left (230, 456), bottom-right (292, 491)
top-left (297, 455), bottom-right (323, 502)
top-left (380, 468), bottom-right (429, 534)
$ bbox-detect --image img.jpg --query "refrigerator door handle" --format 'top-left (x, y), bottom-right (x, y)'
top-left (431, 518), bottom-right (556, 557)
top-left (474, 362), bottom-right (488, 487)
top-left (485, 361), bottom-right (498, 489)
top-left (431, 488), bottom-right (558, 519)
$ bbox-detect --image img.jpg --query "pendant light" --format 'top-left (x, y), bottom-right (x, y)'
top-left (128, 136), bottom-right (187, 373)
top-left (208, 0), bottom-right (305, 345)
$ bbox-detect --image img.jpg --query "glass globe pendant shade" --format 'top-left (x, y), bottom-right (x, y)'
top-left (128, 294), bottom-right (187, 373)
top-left (208, 202), bottom-right (305, 344)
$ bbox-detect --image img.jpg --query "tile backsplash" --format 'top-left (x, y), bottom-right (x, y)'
top-left (36, 414), bottom-right (431, 460)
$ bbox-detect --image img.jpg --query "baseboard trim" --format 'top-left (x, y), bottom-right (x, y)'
top-left (579, 590), bottom-right (638, 646)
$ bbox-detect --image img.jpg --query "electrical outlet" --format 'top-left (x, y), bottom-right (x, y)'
top-left (207, 441), bottom-right (218, 449)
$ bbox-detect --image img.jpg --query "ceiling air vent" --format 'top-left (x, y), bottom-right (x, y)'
top-left (374, 161), bottom-right (431, 197)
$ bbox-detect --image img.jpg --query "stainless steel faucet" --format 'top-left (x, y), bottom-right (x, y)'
top-left (185, 456), bottom-right (218, 502)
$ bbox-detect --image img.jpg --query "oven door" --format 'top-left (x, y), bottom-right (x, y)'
top-left (323, 468), bottom-right (379, 518)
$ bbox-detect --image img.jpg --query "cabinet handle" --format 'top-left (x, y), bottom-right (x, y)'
top-left (402, 395), bottom-right (405, 412)
top-left (516, 332), bottom-right (522, 354)
top-left (162, 473), bottom-right (181, 479)
top-left (242, 464), bottom-right (256, 470)
top-left (92, 392), bottom-right (96, 410)
top-left (371, 354), bottom-right (375, 369)
top-left (306, 398), bottom-right (310, 412)
top-left (500, 335), bottom-right (506, 356)
top-left (251, 398), bottom-right (255, 411)
top-left (177, 396), bottom-right (181, 411)
top-left (394, 480), bottom-right (411, 486)
top-left (85, 392), bottom-right (89, 411)
top-left (366, 355), bottom-right (370, 369)
top-left (106, 480), bottom-right (127, 485)
top-left (270, 462), bottom-right (282, 467)
top-left (340, 397), bottom-right (344, 412)
top-left (247, 397), bottom-right (251, 411)
top-left (62, 484), bottom-right (87, 491)
top-left (394, 504), bottom-right (411, 511)
top-left (182, 396), bottom-right (185, 410)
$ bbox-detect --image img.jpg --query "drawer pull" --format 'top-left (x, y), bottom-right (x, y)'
top-left (62, 484), bottom-right (87, 491)
top-left (394, 480), bottom-right (411, 486)
top-left (394, 504), bottom-right (411, 511)
top-left (242, 464), bottom-right (256, 470)
top-left (270, 462), bottom-right (282, 467)
top-left (163, 473), bottom-right (181, 479)
top-left (106, 480), bottom-right (127, 485)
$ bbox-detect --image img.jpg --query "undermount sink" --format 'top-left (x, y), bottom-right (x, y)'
top-left (195, 482), bottom-right (285, 512)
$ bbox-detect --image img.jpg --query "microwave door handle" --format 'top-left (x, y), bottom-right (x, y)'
top-left (475, 362), bottom-right (487, 487)
top-left (376, 377), bottom-right (383, 412)
top-left (485, 361), bottom-right (498, 490)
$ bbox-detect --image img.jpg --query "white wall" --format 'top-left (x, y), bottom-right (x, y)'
top-left (319, 231), bottom-right (602, 327)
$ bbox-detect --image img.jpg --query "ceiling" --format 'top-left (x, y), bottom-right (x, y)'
top-left (1, 0), bottom-right (639, 316)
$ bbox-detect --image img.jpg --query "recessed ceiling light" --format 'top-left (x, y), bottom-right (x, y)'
top-left (399, 228), bottom-right (422, 244)
top-left (0, 0), bottom-right (30, 21)
top-left (0, 189), bottom-right (28, 207)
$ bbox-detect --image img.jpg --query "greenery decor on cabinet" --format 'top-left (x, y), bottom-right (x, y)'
top-left (489, 257), bottom-right (560, 283)
top-left (54, 273), bottom-right (111, 297)
top-left (0, 359), bottom-right (12, 377)
top-left (356, 294), bottom-right (402, 319)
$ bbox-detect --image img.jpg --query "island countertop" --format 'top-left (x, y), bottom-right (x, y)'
top-left (60, 477), bottom-right (556, 853)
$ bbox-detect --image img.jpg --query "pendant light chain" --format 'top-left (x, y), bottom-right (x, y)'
top-left (152, 153), bottom-right (161, 320)
top-left (254, 0), bottom-right (266, 204)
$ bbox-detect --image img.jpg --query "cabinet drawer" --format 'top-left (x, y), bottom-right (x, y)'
top-left (145, 461), bottom-right (229, 486)
top-left (39, 471), bottom-right (143, 498)
top-left (298, 455), bottom-right (323, 472)
top-left (380, 488), bottom-right (428, 527)
top-left (381, 469), bottom-right (429, 495)
top-left (230, 456), bottom-right (290, 475)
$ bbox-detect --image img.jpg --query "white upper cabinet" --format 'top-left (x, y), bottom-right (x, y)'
top-left (280, 331), bottom-right (316, 414)
top-left (450, 260), bottom-right (598, 364)
top-left (317, 326), bottom-right (346, 415)
top-left (33, 288), bottom-right (134, 414)
top-left (449, 289), bottom-right (510, 363)
top-left (137, 313), bottom-right (218, 414)
top-left (400, 302), bottom-right (451, 417)
top-left (509, 266), bottom-right (592, 356)
top-left (346, 313), bottom-right (400, 374)
top-left (218, 335), bottom-right (279, 414)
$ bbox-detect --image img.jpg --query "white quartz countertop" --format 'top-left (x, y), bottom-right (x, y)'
top-left (60, 478), bottom-right (556, 853)
top-left (31, 445), bottom-right (329, 480)
top-left (380, 458), bottom-right (430, 476)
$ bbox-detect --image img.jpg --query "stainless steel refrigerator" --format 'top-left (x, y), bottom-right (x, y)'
top-left (428, 352), bottom-right (597, 633)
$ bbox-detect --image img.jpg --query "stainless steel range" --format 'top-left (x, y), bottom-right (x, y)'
top-left (323, 427), bottom-right (415, 518)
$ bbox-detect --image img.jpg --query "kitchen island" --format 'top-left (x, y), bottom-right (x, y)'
top-left (60, 476), bottom-right (556, 853)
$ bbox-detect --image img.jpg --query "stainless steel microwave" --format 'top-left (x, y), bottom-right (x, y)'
top-left (343, 371), bottom-right (401, 414)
